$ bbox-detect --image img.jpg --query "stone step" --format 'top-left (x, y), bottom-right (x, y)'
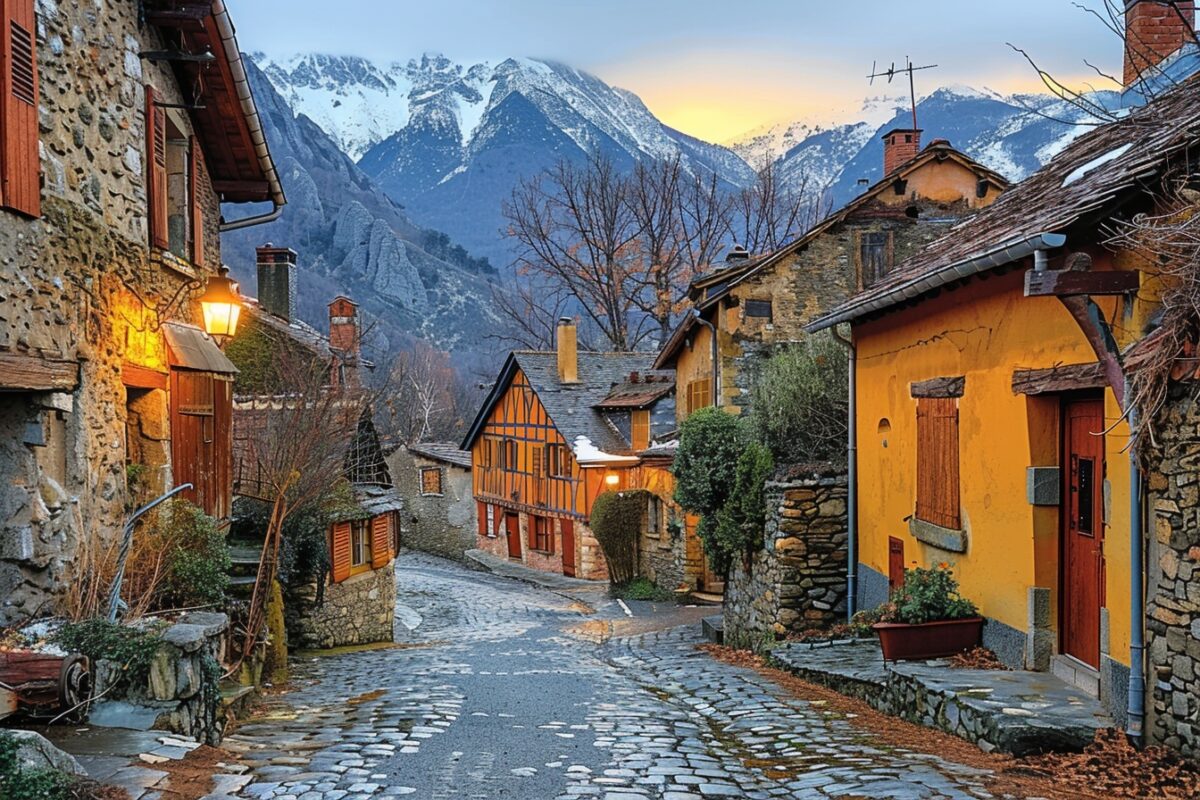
top-left (702, 615), bottom-right (724, 645)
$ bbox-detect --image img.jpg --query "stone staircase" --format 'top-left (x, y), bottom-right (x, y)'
top-left (226, 543), bottom-right (262, 599)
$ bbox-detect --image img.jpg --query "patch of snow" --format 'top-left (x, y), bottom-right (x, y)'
top-left (1062, 143), bottom-right (1133, 187)
top-left (571, 435), bottom-right (638, 465)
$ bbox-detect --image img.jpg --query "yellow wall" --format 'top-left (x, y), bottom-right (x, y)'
top-left (854, 266), bottom-right (1136, 666)
top-left (884, 157), bottom-right (1000, 210)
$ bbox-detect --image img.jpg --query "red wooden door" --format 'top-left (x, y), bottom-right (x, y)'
top-left (561, 519), bottom-right (576, 577)
top-left (1061, 398), bottom-right (1105, 668)
top-left (505, 514), bottom-right (522, 559)
top-left (888, 537), bottom-right (905, 592)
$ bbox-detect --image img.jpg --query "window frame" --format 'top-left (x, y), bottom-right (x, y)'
top-left (914, 396), bottom-right (961, 530)
top-left (350, 518), bottom-right (373, 574)
top-left (530, 515), bottom-right (554, 554)
top-left (419, 466), bottom-right (444, 496)
top-left (686, 378), bottom-right (712, 416)
top-left (547, 442), bottom-right (570, 479)
top-left (859, 230), bottom-right (893, 288)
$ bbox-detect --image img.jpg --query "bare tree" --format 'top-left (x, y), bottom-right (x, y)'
top-left (731, 161), bottom-right (821, 255)
top-left (488, 277), bottom-right (575, 350)
top-left (384, 339), bottom-right (473, 444)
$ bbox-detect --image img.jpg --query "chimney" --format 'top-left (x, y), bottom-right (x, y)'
top-left (556, 317), bottom-right (578, 384)
top-left (725, 245), bottom-right (750, 265)
top-left (256, 245), bottom-right (297, 322)
top-left (328, 296), bottom-right (360, 358)
top-left (882, 129), bottom-right (922, 175)
top-left (1124, 0), bottom-right (1196, 86)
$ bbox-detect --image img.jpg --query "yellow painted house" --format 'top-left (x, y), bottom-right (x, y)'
top-left (808, 67), bottom-right (1200, 730)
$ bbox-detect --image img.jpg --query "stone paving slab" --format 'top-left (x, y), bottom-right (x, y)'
top-left (464, 547), bottom-right (608, 591)
top-left (771, 639), bottom-right (1113, 755)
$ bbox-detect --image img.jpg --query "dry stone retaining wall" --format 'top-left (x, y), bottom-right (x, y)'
top-left (723, 465), bottom-right (848, 649)
top-left (285, 564), bottom-right (396, 650)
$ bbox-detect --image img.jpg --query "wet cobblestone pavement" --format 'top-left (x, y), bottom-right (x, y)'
top-left (222, 553), bottom-right (1006, 799)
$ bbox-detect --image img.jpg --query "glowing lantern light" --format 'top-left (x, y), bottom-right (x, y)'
top-left (199, 265), bottom-right (241, 344)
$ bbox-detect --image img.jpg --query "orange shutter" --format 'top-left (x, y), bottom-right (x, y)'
top-left (0, 0), bottom-right (39, 217)
top-left (188, 136), bottom-right (204, 266)
top-left (145, 85), bottom-right (168, 250)
top-left (330, 521), bottom-right (352, 583)
top-left (915, 398), bottom-right (960, 529)
top-left (371, 513), bottom-right (392, 568)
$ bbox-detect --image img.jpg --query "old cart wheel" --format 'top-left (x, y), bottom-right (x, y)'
top-left (57, 654), bottom-right (91, 722)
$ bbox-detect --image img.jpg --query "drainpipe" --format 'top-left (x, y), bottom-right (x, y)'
top-left (1128, 386), bottom-right (1146, 743)
top-left (692, 309), bottom-right (720, 407)
top-left (830, 325), bottom-right (858, 619)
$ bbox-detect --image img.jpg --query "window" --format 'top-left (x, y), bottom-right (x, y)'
top-left (548, 443), bottom-right (570, 478)
top-left (744, 299), bottom-right (773, 322)
top-left (500, 438), bottom-right (518, 471)
top-left (915, 397), bottom-right (960, 529)
top-left (648, 495), bottom-right (663, 539)
top-left (351, 519), bottom-right (373, 570)
top-left (860, 231), bottom-right (892, 287)
top-left (420, 466), bottom-right (443, 495)
top-left (631, 410), bottom-right (650, 451)
top-left (145, 89), bottom-right (204, 263)
top-left (0, 0), bottom-right (39, 217)
top-left (686, 379), bottom-right (712, 416)
top-left (530, 515), bottom-right (554, 553)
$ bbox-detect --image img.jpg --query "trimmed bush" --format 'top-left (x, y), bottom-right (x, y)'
top-left (710, 441), bottom-right (774, 572)
top-left (590, 490), bottom-right (649, 586)
top-left (749, 337), bottom-right (848, 465)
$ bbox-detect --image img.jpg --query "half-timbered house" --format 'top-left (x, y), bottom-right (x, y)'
top-left (0, 0), bottom-right (283, 623)
top-left (463, 319), bottom-right (676, 580)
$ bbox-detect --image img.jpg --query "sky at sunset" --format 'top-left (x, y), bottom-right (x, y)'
top-left (228, 0), bottom-right (1121, 143)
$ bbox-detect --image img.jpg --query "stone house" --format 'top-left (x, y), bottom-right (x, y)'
top-left (462, 319), bottom-right (675, 580)
top-left (653, 137), bottom-right (1008, 422)
top-left (0, 0), bottom-right (283, 624)
top-left (227, 247), bottom-right (402, 649)
top-left (807, 0), bottom-right (1200, 744)
top-left (387, 442), bottom-right (475, 562)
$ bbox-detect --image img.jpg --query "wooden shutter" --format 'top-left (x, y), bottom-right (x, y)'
top-left (145, 85), bottom-right (168, 250)
top-left (915, 397), bottom-right (960, 529)
top-left (330, 521), bottom-right (352, 583)
top-left (370, 513), bottom-right (392, 568)
top-left (0, 0), bottom-right (39, 217)
top-left (188, 135), bottom-right (204, 266)
top-left (888, 537), bottom-right (905, 591)
top-left (477, 501), bottom-right (488, 535)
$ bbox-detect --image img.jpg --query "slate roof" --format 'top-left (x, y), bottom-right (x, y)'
top-left (655, 140), bottom-right (1008, 367)
top-left (407, 442), bottom-right (473, 470)
top-left (461, 351), bottom-right (655, 457)
top-left (809, 74), bottom-right (1200, 330)
top-left (241, 299), bottom-right (375, 370)
top-left (594, 370), bottom-right (675, 409)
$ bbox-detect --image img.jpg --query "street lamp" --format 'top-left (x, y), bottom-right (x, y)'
top-left (605, 472), bottom-right (620, 488)
top-left (199, 265), bottom-right (241, 345)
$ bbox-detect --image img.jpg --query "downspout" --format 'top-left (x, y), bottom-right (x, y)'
top-left (692, 309), bottom-right (720, 408)
top-left (1127, 385), bottom-right (1146, 743)
top-left (830, 325), bottom-right (858, 619)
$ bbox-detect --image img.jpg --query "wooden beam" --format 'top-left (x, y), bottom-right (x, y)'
top-left (212, 179), bottom-right (271, 201)
top-left (0, 353), bottom-right (79, 391)
top-left (910, 376), bottom-right (965, 398)
top-left (1025, 269), bottom-right (1140, 297)
top-left (122, 363), bottom-right (169, 391)
top-left (144, 3), bottom-right (213, 31)
top-left (1012, 363), bottom-right (1107, 395)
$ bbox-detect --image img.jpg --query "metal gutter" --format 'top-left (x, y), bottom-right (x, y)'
top-left (1128, 390), bottom-right (1147, 742)
top-left (807, 233), bottom-right (1068, 331)
top-left (211, 0), bottom-right (286, 232)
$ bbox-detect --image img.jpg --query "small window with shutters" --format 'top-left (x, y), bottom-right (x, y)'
top-left (686, 379), bottom-right (712, 416)
top-left (350, 519), bottom-right (373, 574)
top-left (915, 397), bottom-right (960, 530)
top-left (145, 92), bottom-right (203, 262)
top-left (0, 0), bottom-right (40, 217)
top-left (419, 466), bottom-right (443, 496)
top-left (859, 231), bottom-right (893, 287)
top-left (631, 410), bottom-right (650, 451)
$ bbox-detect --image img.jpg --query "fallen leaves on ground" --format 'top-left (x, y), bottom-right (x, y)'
top-left (699, 644), bottom-right (1200, 800)
top-left (949, 646), bottom-right (1008, 670)
top-left (154, 744), bottom-right (237, 800)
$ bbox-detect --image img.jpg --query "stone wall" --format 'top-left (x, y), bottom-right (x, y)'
top-left (387, 450), bottom-right (476, 561)
top-left (90, 612), bottom-right (229, 745)
top-left (1147, 383), bottom-right (1200, 759)
top-left (285, 564), bottom-right (396, 650)
top-left (723, 466), bottom-right (848, 649)
top-left (0, 2), bottom-right (225, 624)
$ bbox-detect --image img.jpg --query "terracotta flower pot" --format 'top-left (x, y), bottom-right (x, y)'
top-left (872, 617), bottom-right (984, 661)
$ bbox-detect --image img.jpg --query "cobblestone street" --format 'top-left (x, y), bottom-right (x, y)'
top-left (222, 554), bottom-right (1004, 800)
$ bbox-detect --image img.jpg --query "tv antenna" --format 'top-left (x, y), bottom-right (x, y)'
top-left (868, 57), bottom-right (938, 131)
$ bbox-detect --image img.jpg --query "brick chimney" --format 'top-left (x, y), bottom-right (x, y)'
top-left (329, 296), bottom-right (360, 389)
top-left (882, 129), bottom-right (922, 175)
top-left (1124, 0), bottom-right (1196, 86)
top-left (256, 245), bottom-right (297, 322)
top-left (556, 317), bottom-right (578, 384)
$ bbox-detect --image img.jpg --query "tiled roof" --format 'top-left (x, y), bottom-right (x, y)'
top-left (407, 442), bottom-right (472, 470)
top-left (242, 299), bottom-right (374, 370)
top-left (810, 75), bottom-right (1200, 329)
top-left (594, 370), bottom-right (675, 409)
top-left (461, 351), bottom-right (655, 456)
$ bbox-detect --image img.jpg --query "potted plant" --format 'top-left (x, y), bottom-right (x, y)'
top-left (872, 564), bottom-right (983, 661)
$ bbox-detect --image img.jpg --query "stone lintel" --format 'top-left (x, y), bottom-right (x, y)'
top-left (909, 516), bottom-right (968, 553)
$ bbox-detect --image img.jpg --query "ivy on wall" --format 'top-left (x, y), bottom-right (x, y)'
top-left (590, 489), bottom-right (651, 587)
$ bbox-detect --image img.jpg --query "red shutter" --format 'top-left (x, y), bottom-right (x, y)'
top-left (477, 501), bottom-right (488, 535)
top-left (371, 513), bottom-right (392, 569)
top-left (0, 0), bottom-right (39, 217)
top-left (188, 136), bottom-right (204, 266)
top-left (915, 398), bottom-right (960, 529)
top-left (145, 85), bottom-right (168, 250)
top-left (330, 521), bottom-right (352, 583)
top-left (888, 536), bottom-right (905, 591)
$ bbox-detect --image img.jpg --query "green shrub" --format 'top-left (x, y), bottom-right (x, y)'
top-left (615, 576), bottom-right (673, 602)
top-left (0, 734), bottom-right (71, 800)
top-left (53, 618), bottom-right (164, 690)
top-left (156, 500), bottom-right (230, 607)
top-left (672, 407), bottom-right (748, 520)
top-left (708, 441), bottom-right (774, 572)
top-left (589, 490), bottom-right (649, 586)
top-left (878, 564), bottom-right (978, 625)
top-left (749, 337), bottom-right (848, 465)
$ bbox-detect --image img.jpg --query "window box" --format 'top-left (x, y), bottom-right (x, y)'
top-left (908, 516), bottom-right (968, 554)
top-left (872, 617), bottom-right (984, 662)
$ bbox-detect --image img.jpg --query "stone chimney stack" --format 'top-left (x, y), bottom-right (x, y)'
top-left (1124, 0), bottom-right (1196, 86)
top-left (329, 296), bottom-right (360, 358)
top-left (256, 245), bottom-right (297, 322)
top-left (556, 317), bottom-right (578, 384)
top-left (882, 129), bottom-right (922, 175)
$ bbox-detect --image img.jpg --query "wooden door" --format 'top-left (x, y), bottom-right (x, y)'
top-left (505, 514), bottom-right (522, 559)
top-left (1061, 398), bottom-right (1105, 668)
top-left (888, 537), bottom-right (905, 593)
top-left (561, 519), bottom-right (576, 577)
